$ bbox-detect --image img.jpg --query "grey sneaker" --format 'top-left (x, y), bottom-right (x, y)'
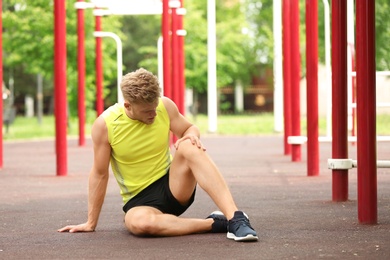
top-left (207, 211), bottom-right (228, 233)
top-left (227, 211), bottom-right (258, 241)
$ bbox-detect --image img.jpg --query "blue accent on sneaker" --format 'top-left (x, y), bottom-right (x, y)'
top-left (227, 211), bottom-right (258, 241)
top-left (207, 211), bottom-right (228, 233)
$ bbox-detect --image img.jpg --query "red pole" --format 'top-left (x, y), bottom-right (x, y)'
top-left (290, 0), bottom-right (301, 162)
top-left (95, 12), bottom-right (104, 116)
top-left (349, 44), bottom-right (356, 141)
top-left (171, 6), bottom-right (180, 107)
top-left (77, 0), bottom-right (86, 146)
top-left (282, 0), bottom-right (292, 156)
top-left (306, 0), bottom-right (319, 176)
top-left (178, 1), bottom-right (186, 115)
top-left (0, 0), bottom-right (3, 169)
top-left (54, 0), bottom-right (68, 176)
top-left (170, 5), bottom-right (180, 144)
top-left (162, 0), bottom-right (172, 99)
top-left (356, 0), bottom-right (377, 224)
top-left (331, 0), bottom-right (348, 201)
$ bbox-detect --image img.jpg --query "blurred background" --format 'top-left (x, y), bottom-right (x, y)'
top-left (2, 0), bottom-right (389, 139)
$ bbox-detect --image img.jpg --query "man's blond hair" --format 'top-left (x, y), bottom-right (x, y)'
top-left (121, 68), bottom-right (161, 104)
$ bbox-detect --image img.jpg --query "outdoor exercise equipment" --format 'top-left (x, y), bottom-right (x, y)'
top-left (281, 0), bottom-right (383, 224)
top-left (54, 0), bottom-right (68, 176)
top-left (282, 0), bottom-right (303, 162)
top-left (0, 0), bottom-right (3, 169)
top-left (306, 0), bottom-right (319, 176)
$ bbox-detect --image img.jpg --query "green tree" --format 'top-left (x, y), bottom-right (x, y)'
top-left (215, 0), bottom-right (258, 87)
top-left (243, 0), bottom-right (274, 68)
top-left (3, 0), bottom-right (390, 120)
top-left (244, 0), bottom-right (390, 73)
top-left (376, 0), bottom-right (390, 70)
top-left (120, 15), bottom-right (161, 73)
top-left (138, 0), bottom-right (257, 94)
top-left (2, 0), bottom-right (122, 117)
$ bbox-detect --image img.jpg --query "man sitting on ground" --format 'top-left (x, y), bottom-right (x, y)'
top-left (58, 68), bottom-right (258, 242)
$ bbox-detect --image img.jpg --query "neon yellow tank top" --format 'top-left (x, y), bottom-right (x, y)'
top-left (102, 99), bottom-right (171, 204)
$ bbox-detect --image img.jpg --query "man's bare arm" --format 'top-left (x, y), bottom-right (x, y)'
top-left (162, 97), bottom-right (205, 150)
top-left (58, 117), bottom-right (111, 233)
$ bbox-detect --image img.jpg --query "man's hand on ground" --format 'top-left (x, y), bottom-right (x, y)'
top-left (57, 222), bottom-right (95, 233)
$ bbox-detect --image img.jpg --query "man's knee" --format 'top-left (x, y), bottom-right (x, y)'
top-left (125, 210), bottom-right (158, 236)
top-left (176, 139), bottom-right (204, 159)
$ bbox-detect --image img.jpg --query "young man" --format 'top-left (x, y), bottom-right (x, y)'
top-left (58, 68), bottom-right (258, 241)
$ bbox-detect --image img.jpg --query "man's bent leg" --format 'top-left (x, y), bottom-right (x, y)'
top-left (169, 140), bottom-right (239, 220)
top-left (170, 140), bottom-right (258, 241)
top-left (125, 206), bottom-right (214, 236)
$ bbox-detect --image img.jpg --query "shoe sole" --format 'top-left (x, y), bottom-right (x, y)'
top-left (227, 232), bottom-right (258, 242)
top-left (209, 210), bottom-right (224, 216)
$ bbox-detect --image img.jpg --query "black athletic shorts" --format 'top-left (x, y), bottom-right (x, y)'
top-left (122, 171), bottom-right (196, 216)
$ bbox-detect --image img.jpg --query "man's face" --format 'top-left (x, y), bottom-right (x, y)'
top-left (125, 101), bottom-right (158, 125)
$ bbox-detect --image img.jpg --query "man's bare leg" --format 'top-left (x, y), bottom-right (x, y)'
top-left (169, 140), bottom-right (258, 241)
top-left (124, 140), bottom-right (257, 240)
top-left (169, 140), bottom-right (238, 220)
top-left (125, 206), bottom-right (214, 236)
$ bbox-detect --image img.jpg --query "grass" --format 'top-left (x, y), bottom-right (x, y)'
top-left (190, 113), bottom-right (277, 135)
top-left (2, 113), bottom-right (390, 140)
top-left (2, 116), bottom-right (85, 140)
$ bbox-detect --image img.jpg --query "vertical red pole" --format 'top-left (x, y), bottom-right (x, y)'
top-left (0, 0), bottom-right (3, 169)
top-left (349, 44), bottom-right (356, 140)
top-left (178, 1), bottom-right (186, 115)
top-left (95, 12), bottom-right (104, 116)
top-left (171, 7), bottom-right (180, 107)
top-left (77, 0), bottom-right (86, 146)
top-left (306, 0), bottom-right (319, 176)
top-left (171, 5), bottom-right (180, 144)
top-left (290, 0), bottom-right (301, 162)
top-left (54, 0), bottom-right (68, 176)
top-left (282, 0), bottom-right (292, 156)
top-left (356, 0), bottom-right (377, 224)
top-left (162, 0), bottom-right (172, 99)
top-left (331, 0), bottom-right (348, 201)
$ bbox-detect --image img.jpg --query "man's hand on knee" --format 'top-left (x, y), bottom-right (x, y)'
top-left (174, 135), bottom-right (206, 151)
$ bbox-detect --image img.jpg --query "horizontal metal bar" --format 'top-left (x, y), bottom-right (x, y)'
top-left (328, 159), bottom-right (390, 169)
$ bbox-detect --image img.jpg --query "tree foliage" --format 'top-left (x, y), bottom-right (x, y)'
top-left (375, 0), bottom-right (390, 70)
top-left (2, 0), bottom-right (389, 118)
top-left (2, 0), bottom-right (122, 116)
top-left (138, 0), bottom-right (258, 93)
top-left (245, 0), bottom-right (390, 75)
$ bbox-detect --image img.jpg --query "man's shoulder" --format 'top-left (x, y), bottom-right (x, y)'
top-left (102, 103), bottom-right (124, 119)
top-left (160, 96), bottom-right (177, 114)
top-left (161, 96), bottom-right (172, 106)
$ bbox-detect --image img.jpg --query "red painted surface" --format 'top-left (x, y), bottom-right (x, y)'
top-left (356, 0), bottom-right (377, 224)
top-left (282, 0), bottom-right (292, 156)
top-left (77, 0), bottom-right (86, 147)
top-left (171, 7), bottom-right (179, 108)
top-left (306, 0), bottom-right (319, 176)
top-left (54, 0), bottom-right (68, 176)
top-left (331, 0), bottom-right (348, 201)
top-left (0, 0), bottom-right (3, 168)
top-left (162, 0), bottom-right (172, 99)
top-left (95, 13), bottom-right (104, 116)
top-left (178, 0), bottom-right (185, 115)
top-left (290, 0), bottom-right (301, 162)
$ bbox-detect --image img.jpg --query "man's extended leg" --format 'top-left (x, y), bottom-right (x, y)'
top-left (124, 206), bottom-right (221, 236)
